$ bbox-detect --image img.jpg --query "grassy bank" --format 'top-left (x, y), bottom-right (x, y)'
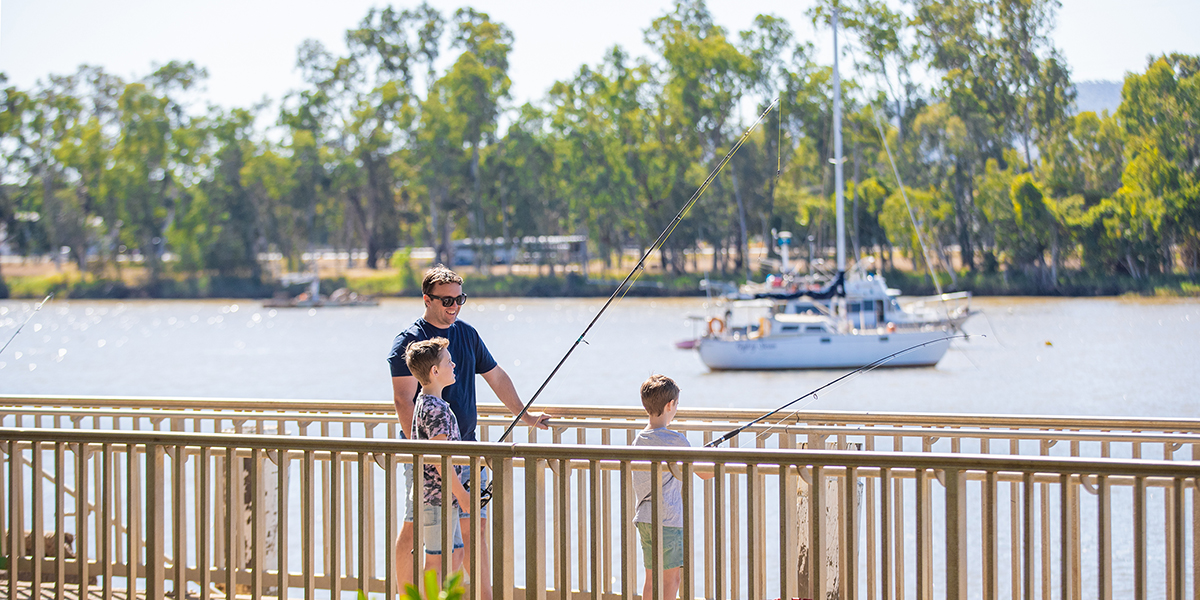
top-left (2, 267), bottom-right (1197, 300)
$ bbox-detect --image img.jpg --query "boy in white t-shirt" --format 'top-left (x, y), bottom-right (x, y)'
top-left (632, 374), bottom-right (714, 600)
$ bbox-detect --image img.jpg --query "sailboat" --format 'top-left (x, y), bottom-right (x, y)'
top-left (694, 11), bottom-right (962, 370)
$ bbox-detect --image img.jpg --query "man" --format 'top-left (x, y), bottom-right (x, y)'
top-left (388, 265), bottom-right (550, 598)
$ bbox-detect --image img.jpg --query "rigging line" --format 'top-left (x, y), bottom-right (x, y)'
top-left (706, 333), bottom-right (979, 448)
top-left (777, 94), bottom-right (784, 176)
top-left (493, 97), bottom-right (781, 448)
top-left (0, 294), bottom-right (54, 356)
top-left (869, 105), bottom-right (944, 297)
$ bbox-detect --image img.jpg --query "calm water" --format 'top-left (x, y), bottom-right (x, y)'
top-left (1, 295), bottom-right (1198, 418)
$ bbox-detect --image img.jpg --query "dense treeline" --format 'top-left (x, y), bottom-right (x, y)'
top-left (0, 0), bottom-right (1197, 298)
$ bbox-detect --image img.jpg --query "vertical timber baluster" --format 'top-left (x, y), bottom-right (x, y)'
top-left (174, 445), bottom-right (187, 597)
top-left (811, 464), bottom-right (826, 600)
top-left (590, 459), bottom-right (603, 600)
top-left (1060, 473), bottom-right (1074, 600)
top-left (557, 457), bottom-right (572, 600)
top-left (1133, 475), bottom-right (1146, 600)
top-left (277, 448), bottom-right (289, 599)
top-left (714, 462), bottom-right (726, 600)
top-left (251, 448), bottom-right (264, 600)
top-left (916, 467), bottom-right (931, 600)
top-left (200, 447), bottom-right (211, 600)
top-left (146, 443), bottom-right (165, 600)
top-left (303, 450), bottom-right (315, 598)
top-left (880, 467), bottom-right (893, 600)
top-left (844, 465), bottom-right (858, 600)
top-left (55, 442), bottom-right (66, 598)
top-left (330, 450), bottom-right (342, 599)
top-left (1171, 478), bottom-right (1185, 600)
top-left (527, 455), bottom-right (547, 600)
top-left (493, 455), bottom-right (515, 600)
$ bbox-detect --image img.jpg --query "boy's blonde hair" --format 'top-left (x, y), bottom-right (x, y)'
top-left (640, 374), bottom-right (679, 417)
top-left (404, 337), bottom-right (449, 387)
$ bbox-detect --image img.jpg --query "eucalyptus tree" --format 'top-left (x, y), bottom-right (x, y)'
top-left (544, 48), bottom-right (646, 271)
top-left (171, 107), bottom-right (262, 278)
top-left (644, 0), bottom-right (755, 275)
top-left (447, 8), bottom-right (513, 268)
top-left (0, 73), bottom-right (31, 296)
top-left (109, 61), bottom-right (207, 283)
top-left (1107, 54), bottom-right (1200, 276)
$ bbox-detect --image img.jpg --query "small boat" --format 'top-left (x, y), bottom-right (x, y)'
top-left (264, 276), bottom-right (379, 308)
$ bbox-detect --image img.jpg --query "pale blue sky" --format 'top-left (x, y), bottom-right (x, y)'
top-left (2, 0), bottom-right (1198, 113)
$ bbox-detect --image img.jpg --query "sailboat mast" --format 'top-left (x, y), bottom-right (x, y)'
top-left (833, 8), bottom-right (846, 276)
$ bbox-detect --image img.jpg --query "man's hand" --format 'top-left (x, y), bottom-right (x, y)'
top-left (523, 411), bottom-right (552, 430)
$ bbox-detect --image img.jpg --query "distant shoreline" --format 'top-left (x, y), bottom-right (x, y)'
top-left (3, 265), bottom-right (1196, 300)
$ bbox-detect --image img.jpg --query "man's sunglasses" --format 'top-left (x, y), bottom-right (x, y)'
top-left (426, 293), bottom-right (467, 307)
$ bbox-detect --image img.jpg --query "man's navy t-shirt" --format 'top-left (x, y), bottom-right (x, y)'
top-left (388, 318), bottom-right (497, 441)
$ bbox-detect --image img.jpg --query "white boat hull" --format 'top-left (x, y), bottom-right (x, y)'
top-left (696, 328), bottom-right (952, 370)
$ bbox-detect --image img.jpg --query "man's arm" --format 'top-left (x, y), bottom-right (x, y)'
top-left (480, 365), bottom-right (551, 429)
top-left (391, 375), bottom-right (419, 438)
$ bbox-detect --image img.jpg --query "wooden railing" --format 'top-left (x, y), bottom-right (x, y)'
top-left (0, 396), bottom-right (1198, 600)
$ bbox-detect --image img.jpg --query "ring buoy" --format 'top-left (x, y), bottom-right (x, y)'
top-left (706, 316), bottom-right (726, 335)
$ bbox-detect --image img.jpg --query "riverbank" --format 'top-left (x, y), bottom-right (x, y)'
top-left (2, 262), bottom-right (1197, 300)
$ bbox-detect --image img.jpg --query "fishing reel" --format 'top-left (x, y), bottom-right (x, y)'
top-left (464, 479), bottom-right (493, 508)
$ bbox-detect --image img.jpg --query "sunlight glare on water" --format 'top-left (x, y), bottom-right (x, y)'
top-left (0, 296), bottom-right (1197, 419)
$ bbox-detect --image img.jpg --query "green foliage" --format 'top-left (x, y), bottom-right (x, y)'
top-left (402, 570), bottom-right (465, 600)
top-left (1, 4), bottom-right (1197, 298)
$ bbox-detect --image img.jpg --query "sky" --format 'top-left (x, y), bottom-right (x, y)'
top-left (2, 0), bottom-right (1199, 114)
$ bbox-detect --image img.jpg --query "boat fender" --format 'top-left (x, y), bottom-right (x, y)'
top-left (749, 316), bottom-right (771, 340)
top-left (706, 316), bottom-right (726, 336)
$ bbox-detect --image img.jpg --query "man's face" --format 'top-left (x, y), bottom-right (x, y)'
top-left (423, 282), bottom-right (464, 328)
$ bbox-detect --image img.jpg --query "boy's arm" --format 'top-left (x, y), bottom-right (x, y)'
top-left (428, 433), bottom-right (472, 508)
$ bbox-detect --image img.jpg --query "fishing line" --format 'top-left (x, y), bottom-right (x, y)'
top-left (706, 333), bottom-right (979, 448)
top-left (0, 294), bottom-right (54, 356)
top-left (494, 97), bottom-right (781, 447)
top-left (477, 99), bottom-right (782, 506)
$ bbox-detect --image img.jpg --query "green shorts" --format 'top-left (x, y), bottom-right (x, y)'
top-left (636, 523), bottom-right (684, 570)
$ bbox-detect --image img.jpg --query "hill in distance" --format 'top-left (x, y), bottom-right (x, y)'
top-left (1074, 80), bottom-right (1122, 115)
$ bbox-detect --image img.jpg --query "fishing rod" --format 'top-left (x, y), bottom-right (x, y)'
top-left (0, 293), bottom-right (53, 356)
top-left (705, 333), bottom-right (980, 448)
top-left (494, 97), bottom-right (781, 446)
top-left (474, 99), bottom-right (782, 506)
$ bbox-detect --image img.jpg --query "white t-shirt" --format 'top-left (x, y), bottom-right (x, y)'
top-left (632, 427), bottom-right (691, 527)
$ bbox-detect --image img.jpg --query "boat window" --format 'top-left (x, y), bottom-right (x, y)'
top-left (820, 337), bottom-right (831, 344)
top-left (781, 325), bottom-right (799, 332)
top-left (805, 326), bottom-right (825, 332)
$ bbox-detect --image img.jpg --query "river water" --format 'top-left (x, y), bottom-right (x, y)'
top-left (1, 296), bottom-right (1198, 418)
top-left (2, 295), bottom-right (1197, 598)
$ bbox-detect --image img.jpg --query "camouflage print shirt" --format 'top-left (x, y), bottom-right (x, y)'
top-left (412, 394), bottom-right (463, 506)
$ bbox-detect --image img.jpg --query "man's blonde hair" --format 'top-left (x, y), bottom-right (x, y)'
top-left (404, 337), bottom-right (449, 387)
top-left (422, 265), bottom-right (463, 295)
top-left (640, 374), bottom-right (679, 417)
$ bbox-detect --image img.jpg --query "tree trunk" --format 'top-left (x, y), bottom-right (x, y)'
top-left (430, 190), bottom-right (442, 266)
top-left (731, 171), bottom-right (750, 281)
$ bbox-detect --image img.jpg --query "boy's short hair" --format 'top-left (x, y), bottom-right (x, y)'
top-left (422, 265), bottom-right (464, 295)
top-left (640, 374), bottom-right (679, 416)
top-left (404, 337), bottom-right (449, 386)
